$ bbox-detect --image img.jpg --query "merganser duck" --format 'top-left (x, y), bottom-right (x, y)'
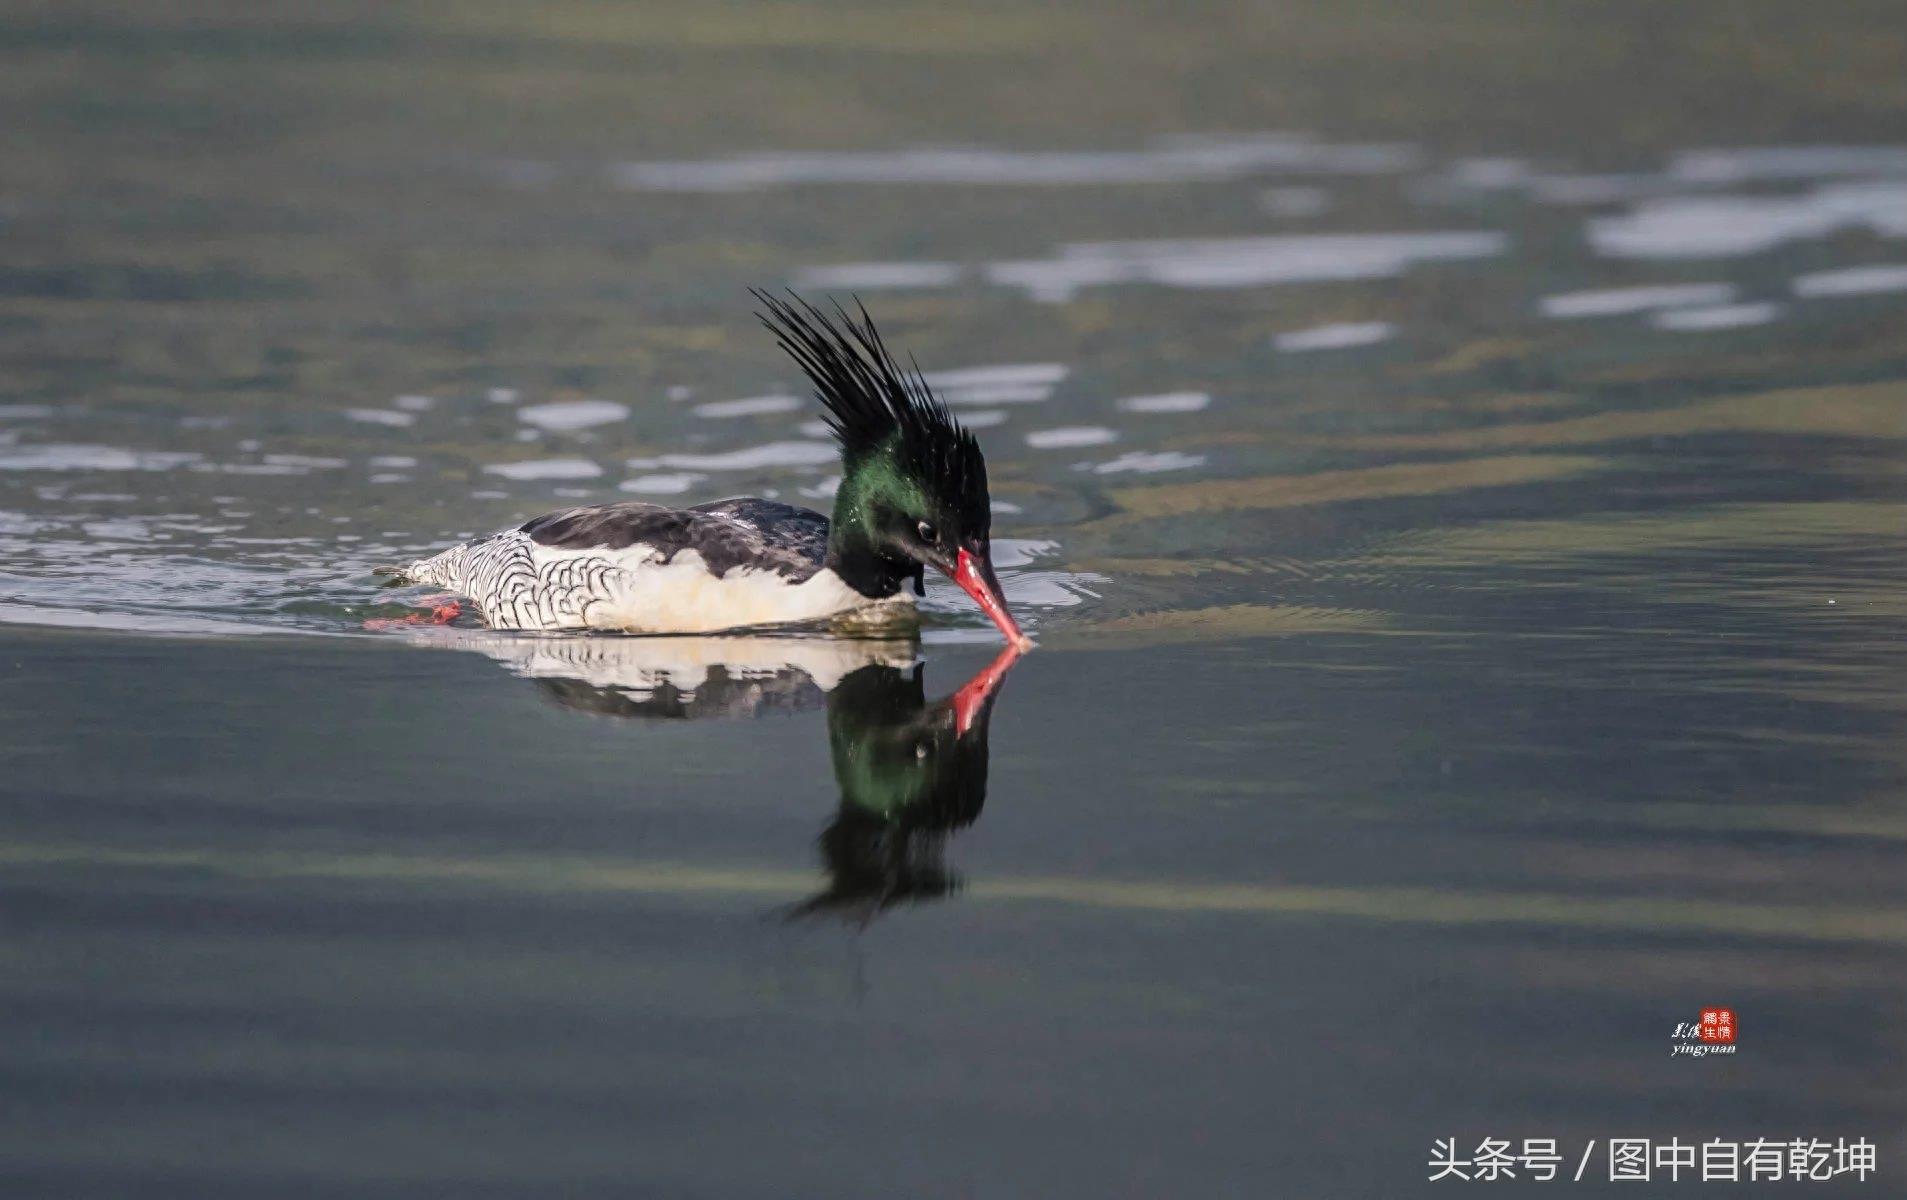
top-left (384, 293), bottom-right (1029, 647)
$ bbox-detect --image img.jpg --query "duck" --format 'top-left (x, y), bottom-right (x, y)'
top-left (382, 292), bottom-right (1030, 648)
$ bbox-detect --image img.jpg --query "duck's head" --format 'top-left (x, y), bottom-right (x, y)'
top-left (755, 290), bottom-right (1030, 649)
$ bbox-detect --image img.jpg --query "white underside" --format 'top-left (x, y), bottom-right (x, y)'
top-left (549, 546), bottom-right (912, 633)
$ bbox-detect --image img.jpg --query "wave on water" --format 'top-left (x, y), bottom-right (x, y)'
top-left (608, 134), bottom-right (1420, 192)
top-left (0, 495), bottom-right (1103, 642)
top-left (8, 134), bottom-right (1906, 649)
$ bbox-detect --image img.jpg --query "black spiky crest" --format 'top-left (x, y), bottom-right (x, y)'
top-left (752, 290), bottom-right (988, 532)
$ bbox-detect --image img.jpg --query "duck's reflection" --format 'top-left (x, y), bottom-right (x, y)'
top-left (409, 628), bottom-right (1019, 921)
top-left (794, 643), bottom-right (1017, 921)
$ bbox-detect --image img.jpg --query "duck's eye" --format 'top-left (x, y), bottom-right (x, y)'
top-left (916, 520), bottom-right (938, 544)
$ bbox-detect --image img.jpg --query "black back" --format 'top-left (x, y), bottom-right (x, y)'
top-left (519, 498), bottom-right (829, 581)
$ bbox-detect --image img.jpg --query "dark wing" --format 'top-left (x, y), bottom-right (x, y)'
top-left (690, 498), bottom-right (830, 565)
top-left (519, 499), bottom-right (829, 582)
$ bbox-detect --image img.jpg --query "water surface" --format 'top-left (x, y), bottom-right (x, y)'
top-left (3, 2), bottom-right (1906, 1194)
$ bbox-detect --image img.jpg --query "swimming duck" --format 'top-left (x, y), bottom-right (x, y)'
top-left (385, 293), bottom-right (1029, 647)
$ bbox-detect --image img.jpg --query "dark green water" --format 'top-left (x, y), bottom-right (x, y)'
top-left (3, 2), bottom-right (1906, 1194)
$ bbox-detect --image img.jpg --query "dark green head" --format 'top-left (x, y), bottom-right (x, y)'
top-left (754, 290), bottom-right (1027, 647)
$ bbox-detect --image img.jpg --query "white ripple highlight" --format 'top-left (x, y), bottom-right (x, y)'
top-left (1117, 392), bottom-right (1210, 414)
top-left (1088, 451), bottom-right (1207, 475)
top-left (1025, 426), bottom-right (1117, 449)
top-left (619, 472), bottom-right (708, 495)
top-left (262, 454), bottom-right (347, 471)
top-left (345, 408), bottom-right (414, 428)
top-left (1540, 283), bottom-right (1737, 318)
top-left (610, 134), bottom-right (1419, 192)
top-left (924, 363), bottom-right (1069, 406)
top-left (516, 400), bottom-right (629, 431)
top-left (647, 442), bottom-right (838, 471)
top-left (1793, 264), bottom-right (1907, 297)
top-left (1651, 303), bottom-right (1784, 331)
top-left (1274, 321), bottom-right (1396, 352)
top-left (988, 232), bottom-right (1505, 302)
top-left (483, 458), bottom-right (605, 481)
top-left (1667, 145), bottom-right (1907, 184)
top-left (1590, 182), bottom-right (1907, 258)
top-left (0, 445), bottom-right (202, 472)
top-left (691, 395), bottom-right (803, 419)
